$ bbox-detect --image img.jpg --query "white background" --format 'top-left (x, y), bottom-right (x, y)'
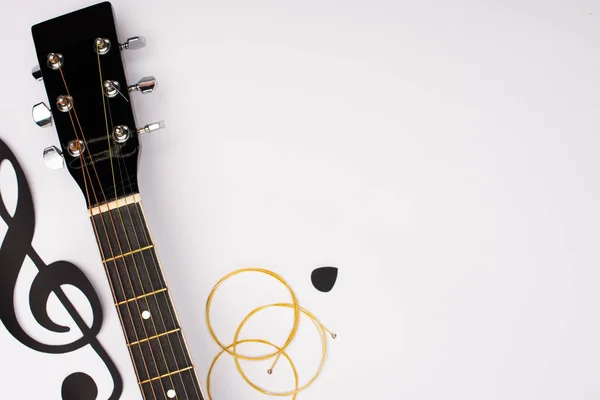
top-left (0, 0), bottom-right (599, 399)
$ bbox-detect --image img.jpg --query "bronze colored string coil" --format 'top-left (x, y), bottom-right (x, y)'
top-left (207, 338), bottom-right (300, 400)
top-left (206, 268), bottom-right (301, 361)
top-left (205, 268), bottom-right (336, 399)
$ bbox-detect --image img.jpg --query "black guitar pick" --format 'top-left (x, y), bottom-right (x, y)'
top-left (311, 266), bottom-right (338, 293)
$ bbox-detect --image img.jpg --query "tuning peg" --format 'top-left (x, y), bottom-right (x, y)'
top-left (119, 36), bottom-right (146, 51)
top-left (128, 76), bottom-right (157, 94)
top-left (137, 121), bottom-right (165, 135)
top-left (32, 65), bottom-right (42, 81)
top-left (43, 146), bottom-right (65, 170)
top-left (32, 102), bottom-right (52, 128)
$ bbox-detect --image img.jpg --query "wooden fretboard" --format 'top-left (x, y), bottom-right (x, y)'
top-left (89, 195), bottom-right (204, 400)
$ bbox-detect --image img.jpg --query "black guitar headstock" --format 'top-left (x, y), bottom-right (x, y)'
top-left (32, 2), bottom-right (160, 208)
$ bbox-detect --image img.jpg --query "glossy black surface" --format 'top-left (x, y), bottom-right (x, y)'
top-left (32, 2), bottom-right (139, 207)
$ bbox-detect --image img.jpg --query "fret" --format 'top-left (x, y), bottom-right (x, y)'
top-left (141, 367), bottom-right (203, 400)
top-left (128, 329), bottom-right (181, 347)
top-left (140, 366), bottom-right (194, 385)
top-left (89, 197), bottom-right (205, 400)
top-left (116, 288), bottom-right (168, 306)
top-left (103, 244), bottom-right (154, 263)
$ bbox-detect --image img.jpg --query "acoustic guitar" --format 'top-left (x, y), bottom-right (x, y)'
top-left (32, 2), bottom-right (205, 399)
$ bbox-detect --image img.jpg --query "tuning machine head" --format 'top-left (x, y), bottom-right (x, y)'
top-left (128, 76), bottom-right (157, 94)
top-left (137, 121), bottom-right (165, 135)
top-left (119, 36), bottom-right (146, 51)
top-left (43, 146), bottom-right (65, 170)
top-left (32, 102), bottom-right (52, 128)
top-left (31, 2), bottom-right (154, 207)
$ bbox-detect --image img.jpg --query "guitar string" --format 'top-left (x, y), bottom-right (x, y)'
top-left (205, 270), bottom-right (337, 398)
top-left (116, 152), bottom-right (204, 399)
top-left (82, 155), bottom-right (166, 400)
top-left (94, 48), bottom-right (171, 398)
top-left (205, 268), bottom-right (301, 360)
top-left (105, 85), bottom-right (202, 397)
top-left (99, 39), bottom-right (202, 400)
top-left (206, 339), bottom-right (299, 400)
top-left (103, 88), bottom-right (189, 398)
top-left (231, 303), bottom-right (332, 396)
top-left (115, 157), bottom-right (194, 399)
top-left (83, 155), bottom-right (173, 399)
top-left (57, 66), bottom-right (152, 400)
top-left (58, 64), bottom-right (162, 400)
top-left (96, 46), bottom-right (182, 397)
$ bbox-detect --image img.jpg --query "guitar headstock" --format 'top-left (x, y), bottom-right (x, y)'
top-left (32, 2), bottom-right (161, 207)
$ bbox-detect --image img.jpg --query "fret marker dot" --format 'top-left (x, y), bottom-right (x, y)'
top-left (167, 389), bottom-right (176, 398)
top-left (142, 310), bottom-right (151, 320)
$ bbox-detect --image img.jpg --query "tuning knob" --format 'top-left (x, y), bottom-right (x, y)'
top-left (32, 65), bottom-right (42, 81)
top-left (119, 36), bottom-right (146, 51)
top-left (43, 146), bottom-right (65, 170)
top-left (128, 76), bottom-right (157, 94)
top-left (32, 102), bottom-right (52, 128)
top-left (137, 121), bottom-right (165, 135)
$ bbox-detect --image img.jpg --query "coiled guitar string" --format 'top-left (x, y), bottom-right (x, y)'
top-left (207, 339), bottom-right (300, 400)
top-left (206, 268), bottom-right (301, 361)
top-left (205, 268), bottom-right (336, 399)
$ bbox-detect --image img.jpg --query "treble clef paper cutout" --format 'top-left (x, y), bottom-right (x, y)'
top-left (0, 138), bottom-right (123, 400)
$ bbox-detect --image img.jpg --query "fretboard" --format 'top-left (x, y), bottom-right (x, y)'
top-left (89, 195), bottom-right (204, 400)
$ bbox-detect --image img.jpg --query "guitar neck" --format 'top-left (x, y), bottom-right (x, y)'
top-left (89, 194), bottom-right (204, 400)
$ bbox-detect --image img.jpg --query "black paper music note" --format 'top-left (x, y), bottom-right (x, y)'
top-left (0, 138), bottom-right (122, 400)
